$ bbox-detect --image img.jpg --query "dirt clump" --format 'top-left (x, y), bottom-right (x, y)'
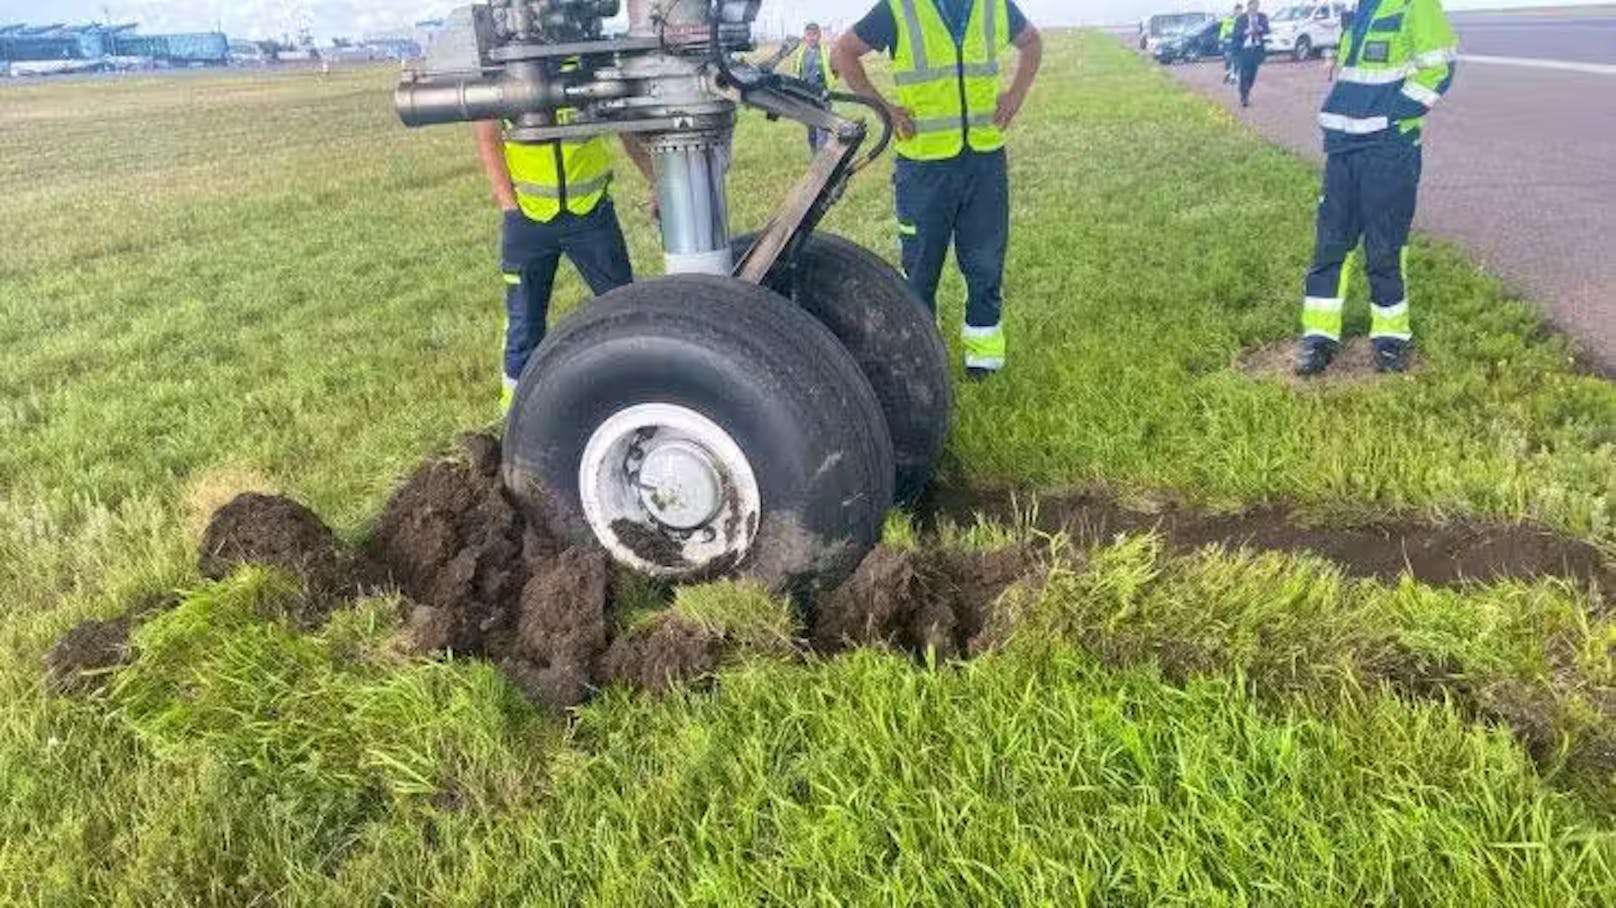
top-left (943, 546), bottom-right (1044, 656)
top-left (199, 492), bottom-right (375, 627)
top-left (812, 547), bottom-right (936, 654)
top-left (508, 548), bottom-right (612, 706)
top-left (919, 485), bottom-right (1613, 608)
top-left (599, 613), bottom-right (724, 693)
top-left (368, 436), bottom-right (612, 709)
top-left (812, 545), bottom-right (1044, 661)
top-left (368, 442), bottom-right (538, 646)
top-left (42, 615), bottom-right (134, 696)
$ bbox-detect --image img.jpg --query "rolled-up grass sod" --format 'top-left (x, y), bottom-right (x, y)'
top-left (1, 32), bottom-right (1613, 903)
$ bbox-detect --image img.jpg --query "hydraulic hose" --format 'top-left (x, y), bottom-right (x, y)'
top-left (827, 89), bottom-right (894, 173)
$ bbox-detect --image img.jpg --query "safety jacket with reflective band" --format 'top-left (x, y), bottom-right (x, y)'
top-left (785, 42), bottom-right (837, 87)
top-left (1219, 16), bottom-right (1235, 40)
top-left (888, 0), bottom-right (1012, 162)
top-left (505, 107), bottom-right (613, 223)
top-left (1320, 0), bottom-right (1456, 152)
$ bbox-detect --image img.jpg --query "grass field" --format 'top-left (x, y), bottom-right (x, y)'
top-left (2, 31), bottom-right (1615, 903)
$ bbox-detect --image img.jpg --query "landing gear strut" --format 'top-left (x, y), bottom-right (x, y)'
top-left (396, 0), bottom-right (949, 590)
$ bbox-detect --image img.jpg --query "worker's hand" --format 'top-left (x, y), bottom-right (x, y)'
top-left (646, 197), bottom-right (661, 223)
top-left (994, 90), bottom-right (1026, 130)
top-left (884, 102), bottom-right (917, 141)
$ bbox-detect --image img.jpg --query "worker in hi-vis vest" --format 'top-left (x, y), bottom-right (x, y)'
top-left (1296, 0), bottom-right (1457, 376)
top-left (474, 61), bottom-right (656, 410)
top-left (834, 0), bottom-right (1043, 380)
top-left (1220, 6), bottom-right (1241, 83)
top-left (785, 22), bottom-right (836, 152)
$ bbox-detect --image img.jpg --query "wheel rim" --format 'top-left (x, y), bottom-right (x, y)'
top-left (579, 403), bottom-right (762, 577)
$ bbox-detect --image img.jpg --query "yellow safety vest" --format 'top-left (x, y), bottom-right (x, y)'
top-left (785, 42), bottom-right (837, 87)
top-left (888, 0), bottom-right (1011, 162)
top-left (504, 108), bottom-right (613, 223)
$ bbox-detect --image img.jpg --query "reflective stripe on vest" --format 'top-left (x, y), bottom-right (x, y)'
top-left (1318, 112), bottom-right (1390, 134)
top-left (505, 107), bottom-right (613, 223)
top-left (888, 0), bottom-right (1010, 162)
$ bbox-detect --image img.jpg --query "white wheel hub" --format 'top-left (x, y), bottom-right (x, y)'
top-left (579, 403), bottom-right (761, 577)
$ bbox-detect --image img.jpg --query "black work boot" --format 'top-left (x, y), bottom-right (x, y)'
top-left (966, 367), bottom-right (997, 383)
top-left (1293, 337), bottom-right (1339, 377)
top-left (1372, 338), bottom-right (1412, 374)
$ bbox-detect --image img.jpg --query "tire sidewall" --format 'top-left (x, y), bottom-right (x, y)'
top-left (504, 278), bottom-right (892, 590)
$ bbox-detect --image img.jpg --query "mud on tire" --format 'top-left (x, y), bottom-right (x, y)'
top-left (503, 275), bottom-right (895, 598)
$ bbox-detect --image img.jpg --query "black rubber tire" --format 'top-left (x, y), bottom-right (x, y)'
top-left (502, 274), bottom-right (895, 597)
top-left (734, 231), bottom-right (952, 504)
top-left (1294, 36), bottom-right (1312, 62)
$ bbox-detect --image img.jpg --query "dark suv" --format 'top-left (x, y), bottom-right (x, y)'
top-left (1154, 20), bottom-right (1225, 64)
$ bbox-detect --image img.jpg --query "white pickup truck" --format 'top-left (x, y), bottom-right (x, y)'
top-left (1265, 2), bottom-right (1351, 62)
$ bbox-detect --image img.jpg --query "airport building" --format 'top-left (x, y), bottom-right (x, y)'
top-left (0, 23), bottom-right (229, 73)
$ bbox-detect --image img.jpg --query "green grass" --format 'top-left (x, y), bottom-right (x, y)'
top-left (6, 570), bottom-right (1613, 904)
top-left (2, 32), bottom-right (1614, 903)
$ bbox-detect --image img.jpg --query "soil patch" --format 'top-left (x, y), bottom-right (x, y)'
top-left (599, 613), bottom-right (724, 693)
top-left (371, 436), bottom-right (609, 710)
top-left (52, 432), bottom-right (1049, 710)
top-left (919, 485), bottom-right (1614, 607)
top-left (43, 615), bottom-right (134, 696)
top-left (811, 545), bottom-right (1043, 661)
top-left (199, 493), bottom-right (377, 627)
top-left (42, 591), bottom-right (183, 697)
top-left (1239, 337), bottom-right (1421, 386)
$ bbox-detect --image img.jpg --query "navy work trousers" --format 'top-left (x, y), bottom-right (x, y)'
top-left (1238, 48), bottom-right (1264, 103)
top-left (1304, 141), bottom-right (1422, 308)
top-left (894, 148), bottom-right (1010, 332)
top-left (500, 199), bottom-right (633, 383)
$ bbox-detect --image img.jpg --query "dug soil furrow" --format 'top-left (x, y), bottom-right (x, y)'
top-left (919, 485), bottom-right (1614, 607)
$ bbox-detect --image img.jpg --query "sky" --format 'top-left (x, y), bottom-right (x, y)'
top-left (0, 0), bottom-right (1600, 41)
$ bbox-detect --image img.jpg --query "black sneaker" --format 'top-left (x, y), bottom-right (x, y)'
top-left (1294, 338), bottom-right (1339, 377)
top-left (1372, 338), bottom-right (1412, 373)
top-left (965, 367), bottom-right (997, 383)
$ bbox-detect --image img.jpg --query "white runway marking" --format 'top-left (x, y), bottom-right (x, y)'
top-left (1459, 54), bottom-right (1616, 76)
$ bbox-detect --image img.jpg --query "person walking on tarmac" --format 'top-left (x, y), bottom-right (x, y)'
top-left (1220, 5), bottom-right (1242, 84)
top-left (787, 23), bottom-right (835, 152)
top-left (1231, 0), bottom-right (1270, 107)
top-left (833, 0), bottom-right (1044, 380)
top-left (474, 62), bottom-right (656, 410)
top-left (1295, 0), bottom-right (1457, 375)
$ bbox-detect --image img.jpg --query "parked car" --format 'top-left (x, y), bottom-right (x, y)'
top-left (1139, 12), bottom-right (1216, 54)
top-left (1154, 19), bottom-right (1225, 64)
top-left (1265, 2), bottom-right (1350, 61)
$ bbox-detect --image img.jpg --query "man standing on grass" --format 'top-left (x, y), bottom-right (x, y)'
top-left (787, 23), bottom-right (835, 153)
top-left (474, 61), bottom-right (656, 411)
top-left (833, 0), bottom-right (1043, 380)
top-left (1295, 0), bottom-right (1457, 376)
top-left (1231, 0), bottom-right (1270, 107)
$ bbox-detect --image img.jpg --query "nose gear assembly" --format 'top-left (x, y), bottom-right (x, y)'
top-left (396, 0), bottom-right (952, 594)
